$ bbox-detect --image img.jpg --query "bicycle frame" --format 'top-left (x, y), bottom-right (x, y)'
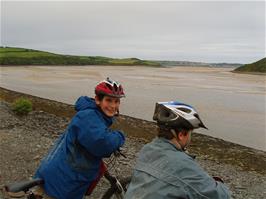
top-left (2, 151), bottom-right (130, 199)
top-left (2, 172), bottom-right (128, 199)
top-left (104, 171), bottom-right (126, 194)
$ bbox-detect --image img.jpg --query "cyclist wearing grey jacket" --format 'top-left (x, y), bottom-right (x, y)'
top-left (125, 101), bottom-right (231, 199)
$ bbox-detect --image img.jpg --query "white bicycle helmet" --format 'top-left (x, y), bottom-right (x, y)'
top-left (153, 101), bottom-right (207, 129)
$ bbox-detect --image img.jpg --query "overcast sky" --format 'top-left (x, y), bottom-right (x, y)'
top-left (1, 1), bottom-right (265, 63)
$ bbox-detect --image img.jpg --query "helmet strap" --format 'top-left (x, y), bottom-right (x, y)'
top-left (171, 129), bottom-right (191, 151)
top-left (170, 129), bottom-right (183, 150)
top-left (182, 131), bottom-right (192, 151)
top-left (170, 129), bottom-right (178, 139)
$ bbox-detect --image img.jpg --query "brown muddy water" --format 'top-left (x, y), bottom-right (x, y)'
top-left (0, 65), bottom-right (265, 151)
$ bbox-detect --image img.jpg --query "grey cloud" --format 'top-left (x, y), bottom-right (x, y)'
top-left (1, 1), bottom-right (265, 63)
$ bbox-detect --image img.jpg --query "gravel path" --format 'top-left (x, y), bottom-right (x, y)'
top-left (0, 101), bottom-right (265, 199)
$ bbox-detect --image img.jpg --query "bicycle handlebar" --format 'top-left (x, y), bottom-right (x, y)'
top-left (4, 178), bottom-right (44, 193)
top-left (114, 149), bottom-right (127, 158)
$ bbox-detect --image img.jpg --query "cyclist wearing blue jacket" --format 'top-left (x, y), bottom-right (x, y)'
top-left (125, 101), bottom-right (231, 199)
top-left (34, 78), bottom-right (126, 199)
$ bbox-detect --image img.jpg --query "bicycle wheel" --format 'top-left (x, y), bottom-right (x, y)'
top-left (101, 176), bottom-right (131, 199)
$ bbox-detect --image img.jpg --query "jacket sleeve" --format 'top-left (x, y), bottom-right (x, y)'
top-left (182, 158), bottom-right (231, 199)
top-left (69, 110), bottom-right (125, 158)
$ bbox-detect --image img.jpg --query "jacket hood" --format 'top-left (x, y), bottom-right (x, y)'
top-left (75, 96), bottom-right (97, 111)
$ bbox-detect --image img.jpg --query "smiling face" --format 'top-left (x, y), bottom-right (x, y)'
top-left (95, 95), bottom-right (121, 117)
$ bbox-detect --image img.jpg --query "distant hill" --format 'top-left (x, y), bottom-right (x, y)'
top-left (0, 46), bottom-right (245, 68)
top-left (234, 58), bottom-right (266, 73)
top-left (153, 60), bottom-right (241, 68)
top-left (0, 47), bottom-right (161, 67)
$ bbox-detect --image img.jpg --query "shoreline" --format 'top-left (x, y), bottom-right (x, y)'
top-left (1, 65), bottom-right (265, 75)
top-left (231, 70), bottom-right (266, 75)
top-left (0, 86), bottom-right (265, 175)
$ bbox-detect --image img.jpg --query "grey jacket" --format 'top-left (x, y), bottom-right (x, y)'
top-left (125, 138), bottom-right (231, 199)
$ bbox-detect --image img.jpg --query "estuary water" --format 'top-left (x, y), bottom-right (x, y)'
top-left (1, 65), bottom-right (265, 151)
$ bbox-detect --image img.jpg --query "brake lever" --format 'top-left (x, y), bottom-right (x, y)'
top-left (115, 149), bottom-right (127, 158)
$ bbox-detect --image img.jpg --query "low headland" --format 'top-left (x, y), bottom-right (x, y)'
top-left (1, 46), bottom-right (265, 74)
top-left (0, 47), bottom-right (160, 67)
top-left (233, 57), bottom-right (266, 74)
top-left (2, 46), bottom-right (259, 71)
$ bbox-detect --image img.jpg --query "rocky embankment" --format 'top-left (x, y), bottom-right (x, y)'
top-left (0, 87), bottom-right (266, 199)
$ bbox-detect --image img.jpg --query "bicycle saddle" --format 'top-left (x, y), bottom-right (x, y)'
top-left (4, 178), bottom-right (44, 193)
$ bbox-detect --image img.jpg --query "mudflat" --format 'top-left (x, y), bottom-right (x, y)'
top-left (1, 65), bottom-right (265, 150)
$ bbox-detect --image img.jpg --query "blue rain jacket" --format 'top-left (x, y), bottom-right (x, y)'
top-left (125, 138), bottom-right (231, 199)
top-left (35, 96), bottom-right (125, 199)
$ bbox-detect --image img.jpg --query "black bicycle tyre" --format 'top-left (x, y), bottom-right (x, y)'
top-left (101, 176), bottom-right (131, 199)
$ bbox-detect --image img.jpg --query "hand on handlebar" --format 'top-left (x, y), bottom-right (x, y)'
top-left (213, 176), bottom-right (224, 183)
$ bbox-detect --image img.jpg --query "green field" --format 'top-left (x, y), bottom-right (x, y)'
top-left (234, 58), bottom-right (266, 73)
top-left (0, 47), bottom-right (161, 67)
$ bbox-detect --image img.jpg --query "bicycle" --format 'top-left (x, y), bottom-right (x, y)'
top-left (1, 150), bottom-right (131, 199)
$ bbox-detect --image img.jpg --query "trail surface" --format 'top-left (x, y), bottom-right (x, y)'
top-left (0, 101), bottom-right (265, 198)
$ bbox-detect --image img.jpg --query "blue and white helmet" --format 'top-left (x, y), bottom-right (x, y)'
top-left (153, 101), bottom-right (207, 130)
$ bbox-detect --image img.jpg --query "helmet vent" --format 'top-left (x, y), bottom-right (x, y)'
top-left (113, 83), bottom-right (118, 92)
top-left (163, 111), bottom-right (170, 117)
top-left (177, 107), bottom-right (191, 113)
top-left (106, 83), bottom-right (113, 90)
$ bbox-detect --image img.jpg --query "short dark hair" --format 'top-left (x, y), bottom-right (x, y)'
top-left (157, 125), bottom-right (190, 140)
top-left (96, 93), bottom-right (105, 101)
